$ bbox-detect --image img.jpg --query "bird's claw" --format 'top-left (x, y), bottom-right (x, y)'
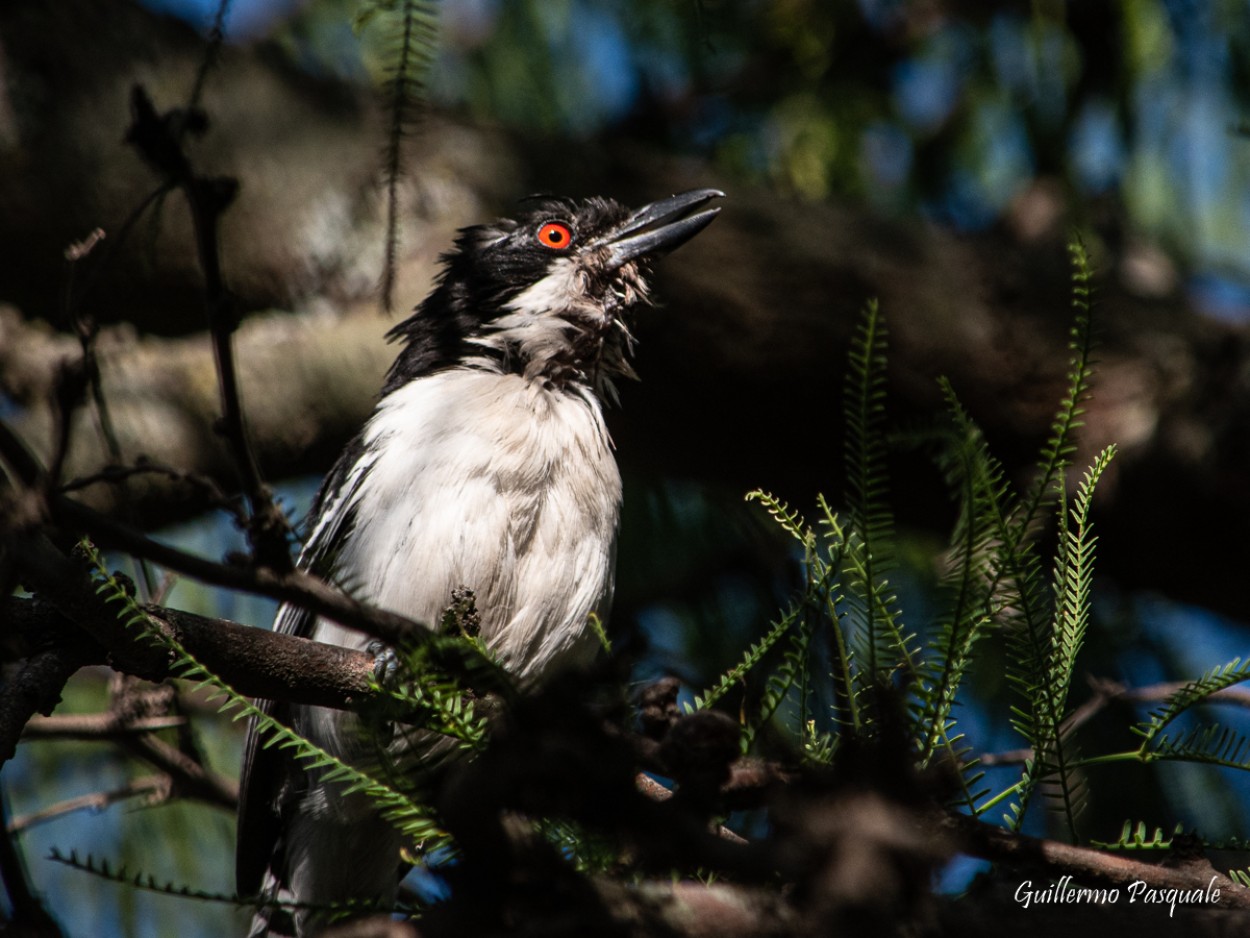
top-left (368, 640), bottom-right (401, 686)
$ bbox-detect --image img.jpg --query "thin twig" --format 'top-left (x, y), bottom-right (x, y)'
top-left (188, 0), bottom-right (232, 111)
top-left (22, 713), bottom-right (188, 740)
top-left (123, 85), bottom-right (293, 571)
top-left (1120, 680), bottom-right (1250, 710)
top-left (59, 459), bottom-right (247, 526)
top-left (118, 731), bottom-right (238, 810)
top-left (7, 776), bottom-right (170, 835)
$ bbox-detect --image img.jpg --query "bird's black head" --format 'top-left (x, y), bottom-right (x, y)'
top-left (383, 189), bottom-right (722, 396)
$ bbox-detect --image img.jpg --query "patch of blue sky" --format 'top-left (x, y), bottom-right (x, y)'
top-left (6, 792), bottom-right (130, 938)
top-left (1169, 87), bottom-right (1233, 209)
top-left (1188, 272), bottom-right (1250, 323)
top-left (895, 22), bottom-right (977, 133)
top-left (3, 474), bottom-right (332, 935)
top-left (402, 859), bottom-right (453, 904)
top-left (860, 121), bottom-right (914, 194)
top-left (1163, 0), bottom-right (1226, 82)
top-left (892, 56), bottom-right (962, 134)
top-left (988, 13), bottom-right (1032, 95)
top-left (923, 105), bottom-right (1033, 230)
top-left (7, 714), bottom-right (243, 938)
top-left (855, 0), bottom-right (907, 33)
top-left (1133, 592), bottom-right (1250, 702)
top-left (1113, 591), bottom-right (1250, 835)
top-left (991, 14), bottom-right (1070, 126)
top-left (527, 3), bottom-right (638, 135)
top-left (139, 0), bottom-right (299, 40)
top-left (633, 605), bottom-right (691, 685)
top-left (1068, 98), bottom-right (1124, 193)
top-left (934, 855), bottom-right (991, 895)
top-left (631, 35), bottom-right (691, 103)
top-left (570, 9), bottom-right (640, 130)
top-left (124, 476), bottom-right (319, 628)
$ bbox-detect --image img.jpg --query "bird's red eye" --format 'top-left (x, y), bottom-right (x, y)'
top-left (537, 222), bottom-right (572, 250)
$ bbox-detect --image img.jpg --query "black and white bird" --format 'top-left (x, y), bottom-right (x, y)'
top-left (236, 189), bottom-right (722, 936)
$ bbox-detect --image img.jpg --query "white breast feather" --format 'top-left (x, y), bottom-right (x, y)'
top-left (305, 368), bottom-right (621, 698)
top-left (469, 259), bottom-right (604, 379)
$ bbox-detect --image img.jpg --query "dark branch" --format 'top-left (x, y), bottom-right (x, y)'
top-left (3, 593), bottom-right (377, 715)
top-left (0, 645), bottom-right (97, 766)
top-left (943, 810), bottom-right (1250, 909)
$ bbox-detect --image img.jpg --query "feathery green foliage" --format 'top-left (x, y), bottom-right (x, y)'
top-left (1031, 445), bottom-right (1115, 838)
top-left (48, 849), bottom-right (246, 907)
top-left (56, 231), bottom-right (1250, 919)
top-left (48, 849), bottom-right (408, 921)
top-left (1144, 724), bottom-right (1250, 771)
top-left (693, 605), bottom-right (799, 713)
top-left (993, 240), bottom-right (1100, 832)
top-left (743, 601), bottom-right (818, 752)
top-left (720, 238), bottom-right (1242, 848)
top-left (355, 0), bottom-right (440, 312)
top-left (912, 382), bottom-right (1003, 808)
top-left (840, 301), bottom-right (912, 685)
top-left (81, 541), bottom-right (455, 856)
top-left (1090, 821), bottom-right (1184, 851)
top-left (1135, 657), bottom-right (1250, 748)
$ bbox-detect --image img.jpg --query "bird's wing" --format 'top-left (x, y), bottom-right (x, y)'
top-left (236, 436), bottom-right (374, 896)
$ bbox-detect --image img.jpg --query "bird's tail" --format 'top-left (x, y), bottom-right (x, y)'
top-left (246, 869), bottom-right (298, 938)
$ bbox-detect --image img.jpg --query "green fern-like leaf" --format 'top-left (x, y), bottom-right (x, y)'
top-left (1033, 445), bottom-right (1114, 838)
top-left (83, 540), bottom-right (452, 853)
top-left (356, 0), bottom-right (440, 312)
top-left (47, 849), bottom-right (408, 919)
top-left (1145, 723), bottom-right (1250, 771)
top-left (841, 300), bottom-right (909, 684)
top-left (746, 489), bottom-right (814, 546)
top-left (1089, 820), bottom-right (1184, 851)
top-left (802, 719), bottom-right (839, 765)
top-left (995, 241), bottom-right (1101, 829)
top-left (813, 494), bottom-right (864, 732)
top-left (742, 603), bottom-right (817, 752)
top-left (914, 381), bottom-right (1006, 787)
top-left (47, 848), bottom-right (235, 904)
top-left (1019, 235), bottom-right (1097, 535)
top-left (692, 608), bottom-right (797, 712)
top-left (364, 635), bottom-right (494, 752)
top-left (1135, 657), bottom-right (1250, 748)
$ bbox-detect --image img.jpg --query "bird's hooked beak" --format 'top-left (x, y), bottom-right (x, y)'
top-left (597, 188), bottom-right (723, 269)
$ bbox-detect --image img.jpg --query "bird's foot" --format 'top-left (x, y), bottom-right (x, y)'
top-left (367, 640), bottom-right (401, 686)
